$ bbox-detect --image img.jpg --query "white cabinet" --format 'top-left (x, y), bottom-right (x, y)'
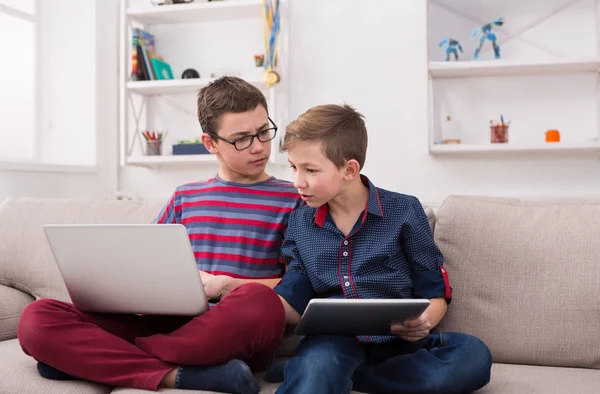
top-left (119, 0), bottom-right (289, 168)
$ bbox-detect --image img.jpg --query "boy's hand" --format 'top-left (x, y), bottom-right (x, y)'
top-left (199, 271), bottom-right (236, 299)
top-left (198, 270), bottom-right (215, 283)
top-left (390, 311), bottom-right (432, 342)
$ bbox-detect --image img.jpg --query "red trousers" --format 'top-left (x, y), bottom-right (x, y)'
top-left (17, 283), bottom-right (285, 391)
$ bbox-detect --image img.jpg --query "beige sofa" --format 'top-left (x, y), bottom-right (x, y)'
top-left (0, 196), bottom-right (599, 394)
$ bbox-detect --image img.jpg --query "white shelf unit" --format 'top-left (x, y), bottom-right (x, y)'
top-left (126, 77), bottom-right (267, 96)
top-left (126, 154), bottom-right (217, 167)
top-left (429, 57), bottom-right (600, 78)
top-left (427, 0), bottom-right (600, 156)
top-left (127, 0), bottom-right (263, 25)
top-left (119, 0), bottom-right (289, 168)
top-left (430, 142), bottom-right (600, 155)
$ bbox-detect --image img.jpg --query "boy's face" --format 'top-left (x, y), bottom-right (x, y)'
top-left (288, 140), bottom-right (346, 208)
top-left (201, 105), bottom-right (272, 183)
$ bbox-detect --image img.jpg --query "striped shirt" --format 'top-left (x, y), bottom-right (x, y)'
top-left (153, 175), bottom-right (302, 279)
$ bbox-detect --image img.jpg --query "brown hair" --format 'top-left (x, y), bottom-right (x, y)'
top-left (283, 104), bottom-right (368, 169)
top-left (197, 76), bottom-right (268, 136)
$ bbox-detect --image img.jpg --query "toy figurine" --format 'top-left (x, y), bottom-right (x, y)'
top-left (472, 17), bottom-right (504, 60)
top-left (438, 38), bottom-right (463, 61)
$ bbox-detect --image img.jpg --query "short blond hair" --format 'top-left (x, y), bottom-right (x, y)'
top-left (283, 104), bottom-right (368, 169)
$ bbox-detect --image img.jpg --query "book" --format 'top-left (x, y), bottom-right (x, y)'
top-left (131, 28), bottom-right (155, 80)
top-left (151, 58), bottom-right (174, 80)
top-left (136, 44), bottom-right (151, 80)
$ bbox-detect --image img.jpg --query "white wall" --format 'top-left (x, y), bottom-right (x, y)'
top-left (0, 8), bottom-right (35, 160)
top-left (429, 0), bottom-right (598, 146)
top-left (287, 0), bottom-right (600, 205)
top-left (38, 0), bottom-right (97, 165)
top-left (5, 0), bottom-right (599, 204)
top-left (117, 0), bottom-right (600, 205)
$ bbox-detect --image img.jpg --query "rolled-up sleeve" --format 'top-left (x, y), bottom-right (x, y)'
top-left (274, 214), bottom-right (315, 314)
top-left (402, 197), bottom-right (452, 303)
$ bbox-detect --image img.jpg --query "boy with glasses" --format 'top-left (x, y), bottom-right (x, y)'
top-left (18, 77), bottom-right (302, 394)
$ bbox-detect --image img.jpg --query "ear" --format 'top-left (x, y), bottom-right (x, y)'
top-left (201, 133), bottom-right (219, 154)
top-left (342, 159), bottom-right (361, 181)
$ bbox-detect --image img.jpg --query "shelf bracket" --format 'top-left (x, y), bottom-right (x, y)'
top-left (127, 93), bottom-right (147, 156)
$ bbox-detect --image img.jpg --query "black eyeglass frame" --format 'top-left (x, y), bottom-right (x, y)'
top-left (208, 116), bottom-right (278, 151)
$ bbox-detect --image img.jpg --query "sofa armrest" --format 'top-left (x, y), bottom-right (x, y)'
top-left (0, 284), bottom-right (35, 341)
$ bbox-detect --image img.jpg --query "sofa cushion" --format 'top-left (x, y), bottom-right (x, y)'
top-left (0, 338), bottom-right (111, 394)
top-left (435, 196), bottom-right (600, 369)
top-left (0, 285), bottom-right (34, 341)
top-left (479, 363), bottom-right (600, 394)
top-left (0, 198), bottom-right (163, 300)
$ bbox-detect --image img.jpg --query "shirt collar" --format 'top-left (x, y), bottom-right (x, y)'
top-left (314, 175), bottom-right (384, 227)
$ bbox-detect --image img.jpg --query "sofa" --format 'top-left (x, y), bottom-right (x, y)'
top-left (0, 196), bottom-right (599, 393)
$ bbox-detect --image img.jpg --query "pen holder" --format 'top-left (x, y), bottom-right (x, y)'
top-left (490, 124), bottom-right (509, 143)
top-left (145, 140), bottom-right (163, 156)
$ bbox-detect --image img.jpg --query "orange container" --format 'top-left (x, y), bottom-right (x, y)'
top-left (545, 130), bottom-right (560, 142)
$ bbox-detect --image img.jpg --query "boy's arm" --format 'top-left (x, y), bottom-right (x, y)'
top-left (200, 274), bottom-right (282, 299)
top-left (202, 275), bottom-right (281, 293)
top-left (275, 271), bottom-right (314, 325)
top-left (403, 197), bottom-right (452, 305)
top-left (153, 189), bottom-right (181, 224)
top-left (274, 212), bottom-right (315, 325)
top-left (236, 278), bottom-right (281, 287)
top-left (391, 197), bottom-right (452, 341)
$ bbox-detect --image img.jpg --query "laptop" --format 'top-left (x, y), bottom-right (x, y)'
top-left (295, 298), bottom-right (430, 336)
top-left (43, 224), bottom-right (209, 316)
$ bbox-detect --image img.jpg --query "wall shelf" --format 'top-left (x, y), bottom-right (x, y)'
top-left (429, 58), bottom-right (600, 78)
top-left (429, 142), bottom-right (600, 155)
top-left (126, 155), bottom-right (217, 167)
top-left (127, 0), bottom-right (263, 25)
top-left (126, 77), bottom-right (266, 96)
top-left (427, 1), bottom-right (600, 157)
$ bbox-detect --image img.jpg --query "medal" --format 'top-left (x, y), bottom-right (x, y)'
top-left (261, 0), bottom-right (281, 88)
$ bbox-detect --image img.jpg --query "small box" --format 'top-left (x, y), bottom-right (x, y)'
top-left (172, 143), bottom-right (210, 155)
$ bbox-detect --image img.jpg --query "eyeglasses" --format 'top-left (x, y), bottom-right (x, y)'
top-left (209, 116), bottom-right (278, 151)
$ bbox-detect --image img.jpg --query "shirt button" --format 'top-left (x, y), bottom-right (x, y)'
top-left (343, 251), bottom-right (348, 257)
top-left (343, 276), bottom-right (348, 279)
top-left (345, 282), bottom-right (350, 287)
top-left (344, 240), bottom-right (348, 245)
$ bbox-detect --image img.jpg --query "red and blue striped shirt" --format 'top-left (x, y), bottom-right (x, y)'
top-left (154, 175), bottom-right (302, 279)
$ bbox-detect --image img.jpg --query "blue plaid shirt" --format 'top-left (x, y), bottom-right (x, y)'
top-left (275, 176), bottom-right (452, 343)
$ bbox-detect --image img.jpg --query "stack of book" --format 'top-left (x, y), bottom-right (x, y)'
top-left (131, 27), bottom-right (174, 81)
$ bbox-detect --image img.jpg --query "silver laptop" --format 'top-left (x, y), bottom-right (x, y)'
top-left (43, 224), bottom-right (209, 316)
top-left (295, 298), bottom-right (430, 336)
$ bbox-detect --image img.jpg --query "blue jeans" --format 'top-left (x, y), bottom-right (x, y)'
top-left (271, 333), bottom-right (492, 394)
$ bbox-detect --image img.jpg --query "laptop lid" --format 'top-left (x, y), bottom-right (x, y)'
top-left (43, 224), bottom-right (208, 316)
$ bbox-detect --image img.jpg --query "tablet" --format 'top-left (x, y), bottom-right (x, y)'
top-left (294, 298), bottom-right (430, 336)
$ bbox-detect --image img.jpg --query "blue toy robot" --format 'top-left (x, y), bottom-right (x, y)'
top-left (438, 38), bottom-right (463, 61)
top-left (472, 17), bottom-right (504, 60)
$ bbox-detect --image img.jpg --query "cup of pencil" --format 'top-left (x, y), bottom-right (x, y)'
top-left (142, 130), bottom-right (167, 156)
top-left (490, 117), bottom-right (509, 143)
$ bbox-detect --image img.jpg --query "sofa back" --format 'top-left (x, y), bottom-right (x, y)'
top-left (435, 196), bottom-right (600, 370)
top-left (0, 198), bottom-right (164, 302)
